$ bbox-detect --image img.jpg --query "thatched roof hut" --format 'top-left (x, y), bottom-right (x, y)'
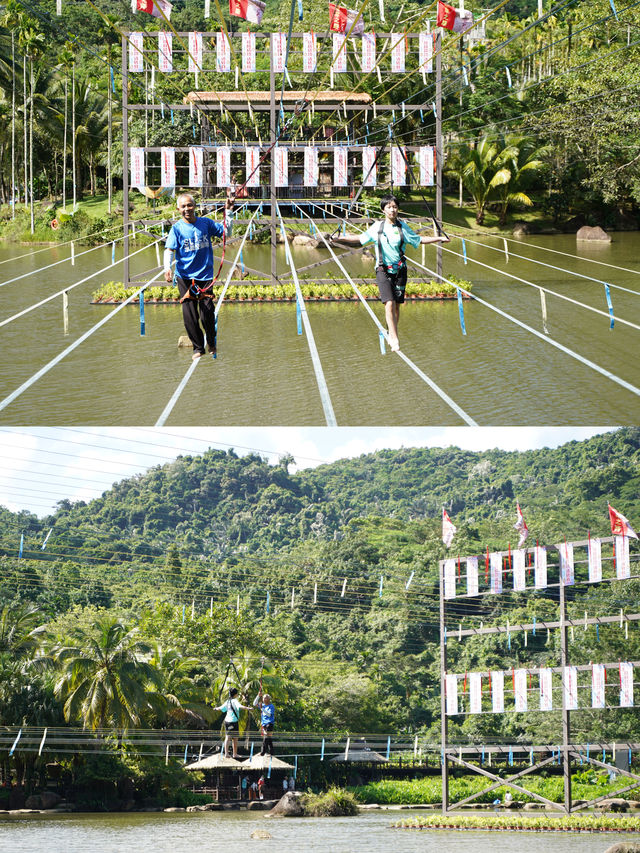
top-left (185, 753), bottom-right (242, 771)
top-left (241, 754), bottom-right (294, 771)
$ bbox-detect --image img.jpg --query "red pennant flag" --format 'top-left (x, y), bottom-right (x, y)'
top-left (442, 508), bottom-right (456, 549)
top-left (229, 0), bottom-right (266, 23)
top-left (136, 0), bottom-right (172, 18)
top-left (329, 2), bottom-right (364, 34)
top-left (436, 0), bottom-right (474, 32)
top-left (608, 503), bottom-right (638, 539)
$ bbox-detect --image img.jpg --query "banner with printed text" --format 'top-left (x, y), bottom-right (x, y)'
top-left (559, 542), bottom-right (574, 585)
top-left (490, 552), bottom-right (502, 594)
top-left (217, 31), bottom-right (231, 72)
top-left (492, 670), bottom-right (504, 713)
top-left (332, 33), bottom-right (347, 72)
top-left (129, 32), bottom-right (144, 72)
top-left (390, 33), bottom-right (405, 72)
top-left (246, 146), bottom-right (260, 186)
top-left (362, 147), bottom-right (377, 186)
top-left (303, 32), bottom-right (317, 72)
top-left (539, 667), bottom-right (553, 711)
top-left (466, 555), bottom-right (478, 596)
top-left (620, 662), bottom-right (634, 707)
top-left (130, 147), bottom-right (145, 189)
top-left (362, 32), bottom-right (376, 73)
top-left (591, 663), bottom-right (605, 709)
top-left (304, 146), bottom-right (318, 187)
top-left (188, 31), bottom-right (203, 72)
top-left (563, 665), bottom-right (578, 710)
top-left (418, 146), bottom-right (434, 186)
top-left (512, 548), bottom-right (526, 591)
top-left (443, 558), bottom-right (456, 600)
top-left (390, 147), bottom-right (406, 185)
top-left (272, 32), bottom-right (287, 73)
top-left (333, 147), bottom-right (348, 187)
top-left (158, 31), bottom-right (172, 72)
top-left (189, 147), bottom-right (203, 186)
top-left (216, 146), bottom-right (231, 186)
top-left (469, 672), bottom-right (482, 714)
top-left (419, 29), bottom-right (433, 73)
top-left (534, 544), bottom-right (547, 589)
top-left (615, 534), bottom-right (631, 579)
top-left (274, 146), bottom-right (288, 187)
top-left (445, 673), bottom-right (458, 715)
top-left (161, 147), bottom-right (175, 187)
top-left (588, 537), bottom-right (602, 583)
top-left (242, 31), bottom-right (256, 72)
top-left (514, 668), bottom-right (527, 712)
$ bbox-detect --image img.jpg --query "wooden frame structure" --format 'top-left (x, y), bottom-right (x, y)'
top-left (439, 536), bottom-right (640, 813)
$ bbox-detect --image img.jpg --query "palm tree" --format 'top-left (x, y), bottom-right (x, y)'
top-left (96, 16), bottom-right (121, 213)
top-left (51, 614), bottom-right (161, 739)
top-left (0, 602), bottom-right (45, 655)
top-left (17, 16), bottom-right (45, 233)
top-left (148, 644), bottom-right (217, 727)
top-left (493, 135), bottom-right (548, 225)
top-left (445, 136), bottom-right (511, 225)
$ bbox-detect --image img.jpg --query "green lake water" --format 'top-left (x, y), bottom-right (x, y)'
top-left (0, 233), bottom-right (638, 425)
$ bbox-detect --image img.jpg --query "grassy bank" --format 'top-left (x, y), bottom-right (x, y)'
top-left (352, 771), bottom-right (635, 806)
top-left (393, 813), bottom-right (640, 832)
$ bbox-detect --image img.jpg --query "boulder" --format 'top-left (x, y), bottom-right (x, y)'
top-left (512, 222), bottom-right (530, 237)
top-left (576, 225), bottom-right (611, 242)
top-left (604, 844), bottom-right (640, 853)
top-left (292, 235), bottom-right (320, 248)
top-left (24, 796), bottom-right (42, 809)
top-left (523, 802), bottom-right (545, 810)
top-left (250, 829), bottom-right (272, 840)
top-left (248, 801), bottom-right (269, 811)
top-left (268, 791), bottom-right (303, 817)
top-left (40, 792), bottom-right (64, 810)
top-left (177, 335), bottom-right (192, 349)
top-left (163, 807), bottom-right (186, 812)
top-left (599, 798), bottom-right (630, 812)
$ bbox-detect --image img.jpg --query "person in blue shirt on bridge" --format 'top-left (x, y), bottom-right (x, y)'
top-left (253, 691), bottom-right (276, 756)
top-left (164, 192), bottom-right (234, 360)
top-left (331, 194), bottom-right (449, 352)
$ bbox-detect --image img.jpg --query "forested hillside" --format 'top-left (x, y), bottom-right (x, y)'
top-left (0, 428), bottom-right (638, 754)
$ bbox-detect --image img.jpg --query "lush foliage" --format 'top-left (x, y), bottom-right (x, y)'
top-left (302, 786), bottom-right (359, 816)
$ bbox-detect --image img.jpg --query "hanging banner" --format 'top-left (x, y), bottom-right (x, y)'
top-left (274, 146), bottom-right (288, 187)
top-left (217, 31), bottom-right (231, 72)
top-left (490, 552), bottom-right (502, 594)
top-left (189, 146), bottom-right (203, 186)
top-left (514, 668), bottom-right (527, 712)
top-left (303, 31), bottom-right (317, 72)
top-left (362, 147), bottom-right (377, 186)
top-left (443, 558), bottom-right (456, 599)
top-left (304, 146), bottom-right (318, 186)
top-left (591, 663), bottom-right (605, 709)
top-left (333, 147), bottom-right (348, 186)
top-left (216, 146), bottom-right (231, 187)
top-left (158, 31), bottom-right (173, 72)
top-left (246, 146), bottom-right (260, 187)
top-left (129, 32), bottom-right (144, 72)
top-left (390, 147), bottom-right (406, 185)
top-left (242, 31), bottom-right (256, 72)
top-left (130, 147), bottom-right (145, 189)
top-left (418, 146), bottom-right (434, 186)
top-left (615, 535), bottom-right (631, 579)
top-left (362, 32), bottom-right (376, 73)
top-left (512, 548), bottom-right (526, 591)
top-left (332, 33), bottom-right (347, 72)
top-left (466, 555), bottom-right (478, 596)
top-left (272, 32), bottom-right (287, 73)
top-left (160, 147), bottom-right (175, 186)
top-left (559, 542), bottom-right (574, 585)
top-left (469, 672), bottom-right (482, 714)
top-left (620, 662), bottom-right (634, 707)
top-left (445, 673), bottom-right (458, 716)
top-left (588, 537), bottom-right (602, 583)
top-left (534, 544), bottom-right (547, 589)
top-left (188, 31), bottom-right (203, 72)
top-left (492, 670), bottom-right (504, 713)
top-left (563, 665), bottom-right (578, 710)
top-left (419, 29), bottom-right (434, 73)
top-left (539, 667), bottom-right (553, 711)
top-left (390, 32), bottom-right (405, 72)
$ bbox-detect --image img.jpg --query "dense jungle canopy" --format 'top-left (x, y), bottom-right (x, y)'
top-left (0, 0), bottom-right (639, 226)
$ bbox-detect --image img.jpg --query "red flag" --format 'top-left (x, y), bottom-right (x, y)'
top-left (229, 0), bottom-right (266, 24)
top-left (329, 2), bottom-right (364, 34)
top-left (436, 0), bottom-right (473, 33)
top-left (442, 508), bottom-right (456, 549)
top-left (136, 0), bottom-right (172, 18)
top-left (514, 502), bottom-right (529, 548)
top-left (608, 503), bottom-right (638, 539)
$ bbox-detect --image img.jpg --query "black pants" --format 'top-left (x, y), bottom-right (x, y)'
top-left (260, 724), bottom-right (274, 755)
top-left (176, 276), bottom-right (216, 354)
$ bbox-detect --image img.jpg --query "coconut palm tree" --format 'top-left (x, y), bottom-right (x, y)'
top-left (445, 136), bottom-right (511, 224)
top-left (51, 614), bottom-right (161, 738)
top-left (493, 134), bottom-right (549, 225)
top-left (148, 643), bottom-right (217, 728)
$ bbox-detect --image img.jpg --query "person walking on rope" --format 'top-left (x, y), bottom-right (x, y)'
top-left (215, 687), bottom-right (251, 759)
top-left (253, 691), bottom-right (276, 756)
top-left (330, 194), bottom-right (449, 352)
top-left (164, 192), bottom-right (235, 360)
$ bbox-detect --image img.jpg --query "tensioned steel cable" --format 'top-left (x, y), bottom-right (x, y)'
top-left (275, 203), bottom-right (337, 426)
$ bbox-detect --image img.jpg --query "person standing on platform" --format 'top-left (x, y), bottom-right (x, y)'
top-left (164, 192), bottom-right (235, 360)
top-left (253, 691), bottom-right (276, 756)
top-left (330, 195), bottom-right (449, 352)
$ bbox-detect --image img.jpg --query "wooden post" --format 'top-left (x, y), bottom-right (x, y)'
top-left (559, 577), bottom-right (572, 813)
top-left (435, 31), bottom-right (443, 283)
top-left (122, 33), bottom-right (130, 289)
top-left (270, 51), bottom-right (277, 285)
top-left (439, 557), bottom-right (449, 811)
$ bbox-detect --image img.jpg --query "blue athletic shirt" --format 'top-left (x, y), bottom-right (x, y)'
top-left (359, 219), bottom-right (421, 269)
top-left (260, 702), bottom-right (275, 726)
top-left (166, 216), bottom-right (228, 281)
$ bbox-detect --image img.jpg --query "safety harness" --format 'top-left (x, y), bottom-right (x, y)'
top-left (377, 219), bottom-right (406, 274)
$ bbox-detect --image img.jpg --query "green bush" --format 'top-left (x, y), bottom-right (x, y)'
top-left (302, 787), bottom-right (359, 816)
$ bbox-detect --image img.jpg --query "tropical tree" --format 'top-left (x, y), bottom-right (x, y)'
top-left (493, 134), bottom-right (548, 225)
top-left (445, 136), bottom-right (511, 224)
top-left (148, 643), bottom-right (216, 727)
top-left (50, 614), bottom-right (161, 738)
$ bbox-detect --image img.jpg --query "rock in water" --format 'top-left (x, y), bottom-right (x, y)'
top-left (576, 225), bottom-right (611, 242)
top-left (268, 791), bottom-right (303, 817)
top-left (250, 829), bottom-right (272, 840)
top-left (604, 844), bottom-right (640, 853)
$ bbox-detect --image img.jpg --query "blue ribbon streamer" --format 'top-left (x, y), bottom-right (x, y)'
top-left (140, 289), bottom-right (145, 336)
top-left (184, 745), bottom-right (188, 763)
top-left (110, 66), bottom-right (115, 93)
top-left (294, 755), bottom-right (298, 778)
top-left (192, 125), bottom-right (196, 138)
top-left (379, 575), bottom-right (384, 597)
top-left (533, 616), bottom-right (536, 636)
top-left (240, 249), bottom-right (245, 276)
top-left (181, 604), bottom-right (185, 623)
top-left (456, 287), bottom-right (467, 336)
top-left (604, 283), bottom-right (614, 328)
top-left (266, 591), bottom-right (270, 614)
top-left (268, 756), bottom-right (272, 778)
top-left (320, 738), bottom-right (325, 761)
top-left (297, 0), bottom-right (303, 19)
top-left (18, 533), bottom-right (23, 558)
top-left (112, 242), bottom-right (115, 264)
top-left (609, 0), bottom-right (619, 18)
top-left (461, 238), bottom-right (467, 264)
top-left (379, 330), bottom-right (386, 355)
top-left (386, 736), bottom-right (391, 759)
top-left (296, 300), bottom-right (302, 336)
top-left (509, 748), bottom-right (513, 766)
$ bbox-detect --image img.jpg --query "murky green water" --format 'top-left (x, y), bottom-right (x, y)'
top-left (0, 809), bottom-right (637, 853)
top-left (0, 232), bottom-right (638, 425)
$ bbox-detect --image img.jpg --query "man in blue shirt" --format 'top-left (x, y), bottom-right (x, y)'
top-left (164, 192), bottom-right (234, 360)
top-left (331, 195), bottom-right (449, 352)
top-left (253, 691), bottom-right (276, 755)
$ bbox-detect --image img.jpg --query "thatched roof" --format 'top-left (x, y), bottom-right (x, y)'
top-left (185, 753), bottom-right (243, 771)
top-left (184, 90), bottom-right (372, 107)
top-left (329, 749), bottom-right (388, 763)
top-left (241, 754), bottom-right (294, 771)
